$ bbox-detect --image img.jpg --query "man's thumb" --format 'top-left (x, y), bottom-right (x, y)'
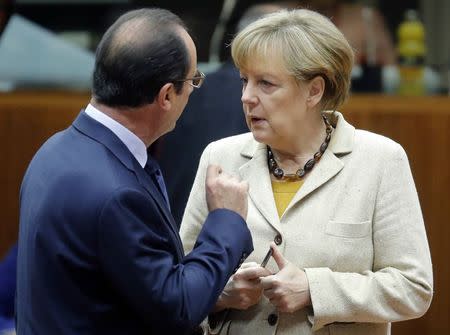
top-left (270, 242), bottom-right (287, 270)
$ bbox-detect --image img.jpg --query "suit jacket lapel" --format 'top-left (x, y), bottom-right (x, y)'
top-left (72, 111), bottom-right (184, 256)
top-left (132, 161), bottom-right (184, 256)
top-left (239, 142), bottom-right (282, 233)
top-left (287, 111), bottom-right (355, 209)
top-left (238, 111), bottom-right (355, 221)
top-left (288, 150), bottom-right (343, 206)
top-left (133, 160), bottom-right (179, 230)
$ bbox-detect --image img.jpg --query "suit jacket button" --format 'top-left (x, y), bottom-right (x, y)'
top-left (268, 313), bottom-right (278, 326)
top-left (274, 234), bottom-right (282, 245)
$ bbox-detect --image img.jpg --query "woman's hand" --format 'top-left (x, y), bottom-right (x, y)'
top-left (213, 262), bottom-right (271, 312)
top-left (260, 243), bottom-right (311, 313)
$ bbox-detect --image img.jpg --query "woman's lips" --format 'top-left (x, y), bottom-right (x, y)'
top-left (250, 116), bottom-right (266, 126)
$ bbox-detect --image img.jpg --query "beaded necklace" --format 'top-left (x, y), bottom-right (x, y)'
top-left (267, 115), bottom-right (333, 180)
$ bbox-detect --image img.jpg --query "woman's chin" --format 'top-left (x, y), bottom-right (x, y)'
top-left (250, 130), bottom-right (270, 145)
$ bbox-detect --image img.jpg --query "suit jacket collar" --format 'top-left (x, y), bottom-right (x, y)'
top-left (72, 111), bottom-right (183, 256)
top-left (239, 111), bottom-right (355, 230)
top-left (73, 110), bottom-right (137, 172)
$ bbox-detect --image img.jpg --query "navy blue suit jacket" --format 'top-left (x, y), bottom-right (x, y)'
top-left (17, 111), bottom-right (253, 335)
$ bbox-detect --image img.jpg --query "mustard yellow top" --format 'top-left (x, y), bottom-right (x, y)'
top-left (271, 179), bottom-right (304, 218)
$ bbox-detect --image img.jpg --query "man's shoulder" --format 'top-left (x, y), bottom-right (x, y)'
top-left (29, 127), bottom-right (138, 195)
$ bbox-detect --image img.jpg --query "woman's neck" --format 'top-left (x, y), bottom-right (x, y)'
top-left (269, 115), bottom-right (327, 173)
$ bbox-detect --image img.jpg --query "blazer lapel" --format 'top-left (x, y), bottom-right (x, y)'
top-left (133, 160), bottom-right (178, 227)
top-left (72, 111), bottom-right (184, 257)
top-left (287, 111), bottom-right (355, 209)
top-left (288, 150), bottom-right (343, 206)
top-left (132, 161), bottom-right (184, 256)
top-left (238, 112), bottom-right (355, 217)
top-left (239, 142), bottom-right (282, 233)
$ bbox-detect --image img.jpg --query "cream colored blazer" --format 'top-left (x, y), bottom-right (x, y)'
top-left (180, 112), bottom-right (433, 335)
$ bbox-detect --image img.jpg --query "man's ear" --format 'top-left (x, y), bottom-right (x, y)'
top-left (306, 76), bottom-right (325, 108)
top-left (157, 83), bottom-right (175, 111)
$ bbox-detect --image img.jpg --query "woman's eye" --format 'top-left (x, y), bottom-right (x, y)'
top-left (260, 80), bottom-right (273, 87)
top-left (240, 77), bottom-right (248, 85)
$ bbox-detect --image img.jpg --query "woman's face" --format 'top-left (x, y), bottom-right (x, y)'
top-left (240, 56), bottom-right (310, 149)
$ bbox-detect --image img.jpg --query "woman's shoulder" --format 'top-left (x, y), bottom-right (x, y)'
top-left (333, 111), bottom-right (404, 157)
top-left (205, 132), bottom-right (256, 155)
top-left (354, 128), bottom-right (406, 158)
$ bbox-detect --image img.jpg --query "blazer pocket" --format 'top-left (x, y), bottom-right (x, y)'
top-left (326, 220), bottom-right (371, 238)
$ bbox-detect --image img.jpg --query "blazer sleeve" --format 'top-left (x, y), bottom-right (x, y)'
top-left (180, 143), bottom-right (214, 253)
top-left (97, 179), bottom-right (253, 333)
top-left (305, 143), bottom-right (433, 330)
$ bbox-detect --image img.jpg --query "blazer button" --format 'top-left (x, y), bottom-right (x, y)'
top-left (274, 234), bottom-right (282, 245)
top-left (268, 313), bottom-right (278, 326)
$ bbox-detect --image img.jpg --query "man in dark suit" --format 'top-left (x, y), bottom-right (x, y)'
top-left (17, 8), bottom-right (253, 335)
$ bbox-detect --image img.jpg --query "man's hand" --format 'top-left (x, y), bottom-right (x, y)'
top-left (213, 262), bottom-right (271, 312)
top-left (205, 164), bottom-right (249, 220)
top-left (260, 243), bottom-right (312, 313)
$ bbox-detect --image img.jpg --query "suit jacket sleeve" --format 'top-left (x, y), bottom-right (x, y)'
top-left (305, 144), bottom-right (433, 330)
top-left (97, 181), bottom-right (253, 333)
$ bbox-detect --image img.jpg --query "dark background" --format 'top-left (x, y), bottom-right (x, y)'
top-left (3, 0), bottom-right (419, 62)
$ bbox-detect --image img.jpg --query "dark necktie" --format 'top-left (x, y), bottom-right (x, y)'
top-left (144, 158), bottom-right (171, 209)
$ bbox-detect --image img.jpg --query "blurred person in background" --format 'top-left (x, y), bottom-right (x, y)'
top-left (299, 0), bottom-right (398, 92)
top-left (301, 0), bottom-right (397, 65)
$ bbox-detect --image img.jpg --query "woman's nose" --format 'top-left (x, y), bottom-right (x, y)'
top-left (241, 84), bottom-right (257, 105)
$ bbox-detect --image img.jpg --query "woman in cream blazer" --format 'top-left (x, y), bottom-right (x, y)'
top-left (180, 9), bottom-right (433, 335)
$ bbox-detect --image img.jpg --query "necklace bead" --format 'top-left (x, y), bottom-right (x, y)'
top-left (267, 115), bottom-right (333, 180)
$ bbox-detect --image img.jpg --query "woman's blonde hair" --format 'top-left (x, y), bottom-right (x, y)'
top-left (231, 9), bottom-right (354, 111)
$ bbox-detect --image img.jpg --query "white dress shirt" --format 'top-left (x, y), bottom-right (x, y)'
top-left (84, 103), bottom-right (147, 168)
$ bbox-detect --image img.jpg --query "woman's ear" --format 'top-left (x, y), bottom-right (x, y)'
top-left (157, 83), bottom-right (175, 111)
top-left (306, 76), bottom-right (325, 108)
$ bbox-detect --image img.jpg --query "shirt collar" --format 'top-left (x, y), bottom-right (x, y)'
top-left (84, 104), bottom-right (147, 167)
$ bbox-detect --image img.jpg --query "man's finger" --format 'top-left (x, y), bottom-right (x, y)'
top-left (241, 180), bottom-right (249, 192)
top-left (263, 287), bottom-right (276, 300)
top-left (234, 266), bottom-right (271, 281)
top-left (239, 262), bottom-right (259, 269)
top-left (259, 274), bottom-right (276, 289)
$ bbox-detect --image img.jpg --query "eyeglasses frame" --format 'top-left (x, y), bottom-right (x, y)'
top-left (176, 70), bottom-right (205, 89)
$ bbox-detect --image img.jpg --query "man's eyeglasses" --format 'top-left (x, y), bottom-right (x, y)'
top-left (176, 70), bottom-right (205, 89)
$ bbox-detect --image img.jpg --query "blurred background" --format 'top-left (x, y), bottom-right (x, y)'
top-left (0, 0), bottom-right (449, 93)
top-left (0, 0), bottom-right (449, 334)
